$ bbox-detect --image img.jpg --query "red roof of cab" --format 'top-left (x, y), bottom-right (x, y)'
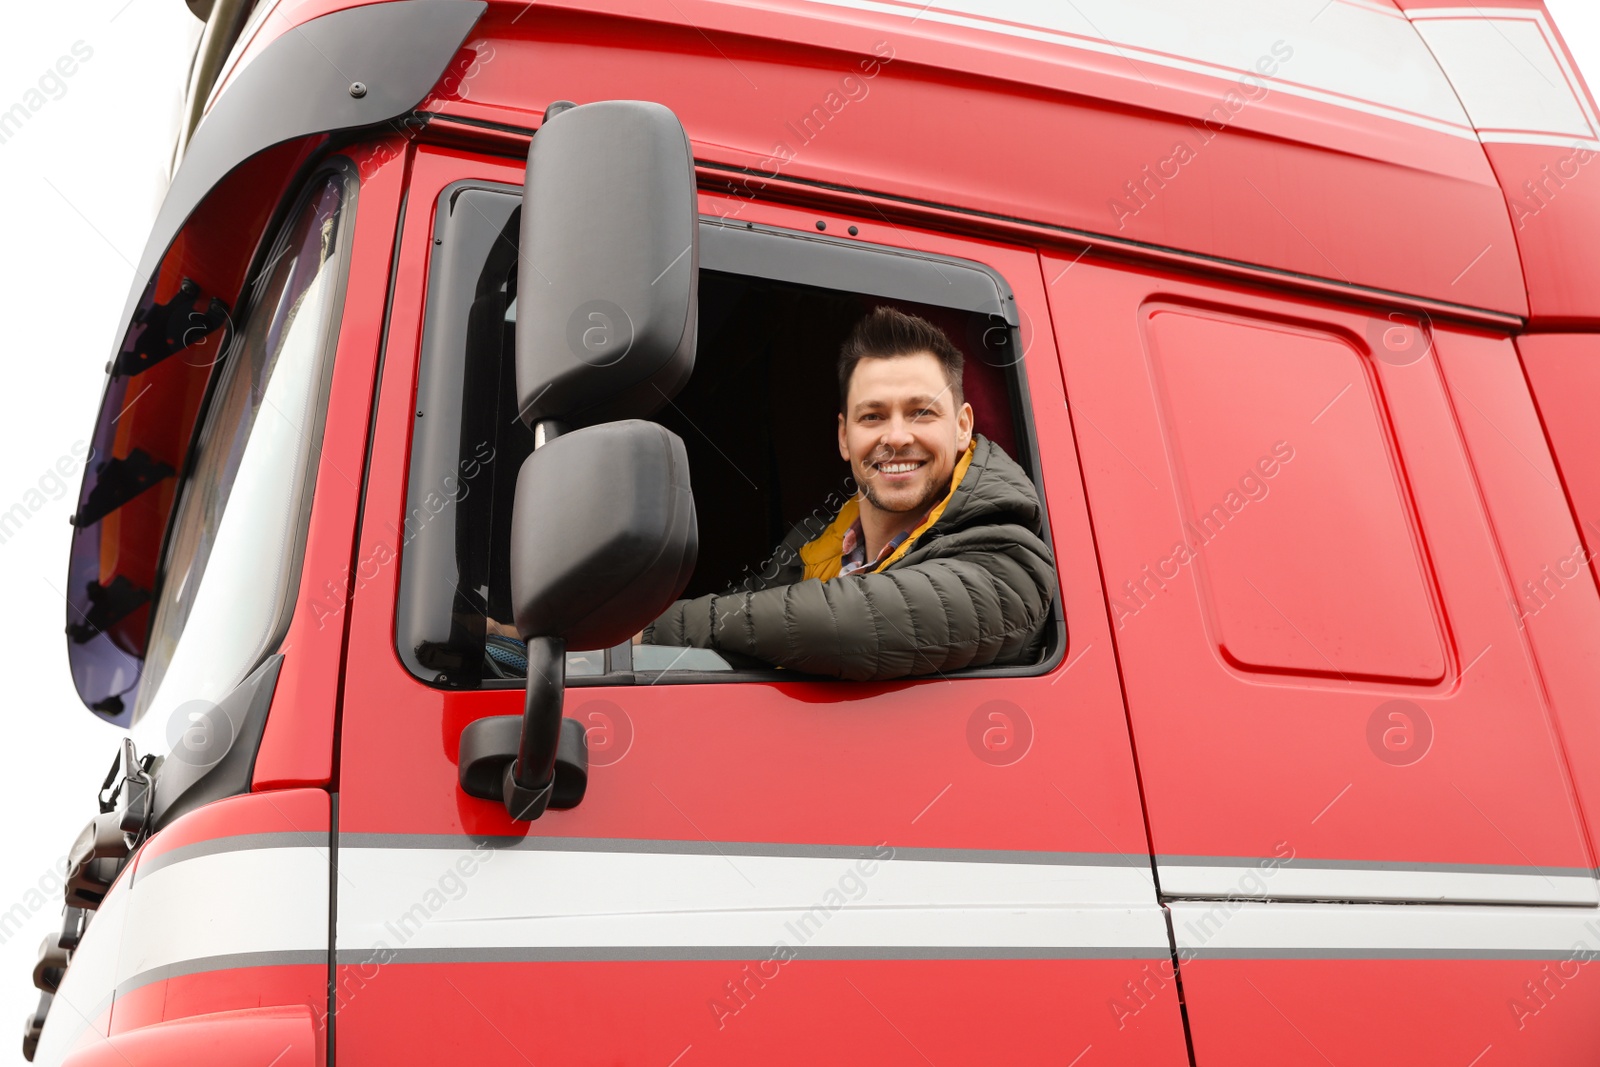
top-left (212, 0), bottom-right (1600, 325)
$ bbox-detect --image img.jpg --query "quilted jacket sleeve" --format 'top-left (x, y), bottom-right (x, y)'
top-left (644, 524), bottom-right (1056, 680)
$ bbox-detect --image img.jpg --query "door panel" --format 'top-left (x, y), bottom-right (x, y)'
top-left (1051, 252), bottom-right (1600, 1063)
top-left (1514, 333), bottom-right (1600, 875)
top-left (1047, 253), bottom-right (1594, 905)
top-left (1448, 332), bottom-right (1600, 872)
top-left (331, 147), bottom-right (1188, 1065)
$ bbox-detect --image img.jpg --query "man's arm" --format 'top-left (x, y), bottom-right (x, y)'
top-left (643, 526), bottom-right (1056, 681)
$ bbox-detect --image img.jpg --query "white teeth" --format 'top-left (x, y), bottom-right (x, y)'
top-left (878, 461), bottom-right (922, 474)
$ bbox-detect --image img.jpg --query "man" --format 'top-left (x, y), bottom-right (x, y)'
top-left (644, 306), bottom-right (1057, 681)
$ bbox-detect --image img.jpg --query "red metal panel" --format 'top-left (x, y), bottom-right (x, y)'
top-left (1395, 2), bottom-right (1600, 323)
top-left (1435, 329), bottom-right (1600, 871)
top-left (1519, 334), bottom-right (1600, 566)
top-left (106, 791), bottom-right (330, 1055)
top-left (218, 0), bottom-right (1525, 317)
top-left (133, 787), bottom-right (329, 869)
top-left (1182, 958), bottom-right (1600, 1067)
top-left (64, 1006), bottom-right (318, 1067)
top-left (1141, 303), bottom-right (1445, 683)
top-left (443, 2), bottom-right (1523, 314)
top-left (330, 145), bottom-right (1181, 1064)
top-left (1048, 250), bottom-right (1589, 874)
top-left (338, 148), bottom-right (1152, 855)
top-left (336, 959), bottom-right (1179, 1065)
top-left (108, 972), bottom-right (328, 1053)
top-left (252, 137), bottom-right (410, 791)
top-left (1485, 141), bottom-right (1600, 325)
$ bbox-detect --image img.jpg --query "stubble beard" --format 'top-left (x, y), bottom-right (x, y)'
top-left (858, 464), bottom-right (951, 519)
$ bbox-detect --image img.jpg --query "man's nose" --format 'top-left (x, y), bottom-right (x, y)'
top-left (881, 417), bottom-right (916, 449)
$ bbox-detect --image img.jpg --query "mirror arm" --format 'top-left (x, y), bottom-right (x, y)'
top-left (533, 419), bottom-right (567, 447)
top-left (498, 422), bottom-right (570, 819)
top-left (503, 635), bottom-right (567, 820)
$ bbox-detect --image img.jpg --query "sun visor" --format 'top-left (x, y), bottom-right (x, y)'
top-left (116, 0), bottom-right (486, 346)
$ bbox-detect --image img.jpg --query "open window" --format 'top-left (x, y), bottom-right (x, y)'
top-left (397, 180), bottom-right (1053, 687)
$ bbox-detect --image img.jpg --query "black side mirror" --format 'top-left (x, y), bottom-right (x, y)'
top-left (460, 422), bottom-right (697, 820)
top-left (509, 420), bottom-right (697, 647)
top-left (459, 98), bottom-right (700, 822)
top-left (516, 100), bottom-right (698, 429)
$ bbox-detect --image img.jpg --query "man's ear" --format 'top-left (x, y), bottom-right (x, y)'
top-left (838, 412), bottom-right (850, 461)
top-left (956, 401), bottom-right (975, 451)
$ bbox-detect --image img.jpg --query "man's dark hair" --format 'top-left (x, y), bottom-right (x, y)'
top-left (837, 306), bottom-right (964, 412)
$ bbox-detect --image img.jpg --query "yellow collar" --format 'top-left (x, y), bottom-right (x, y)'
top-left (799, 441), bottom-right (977, 581)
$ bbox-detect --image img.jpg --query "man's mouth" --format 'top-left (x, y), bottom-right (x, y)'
top-left (874, 458), bottom-right (926, 475)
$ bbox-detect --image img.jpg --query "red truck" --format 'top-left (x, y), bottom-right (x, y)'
top-left (26, 0), bottom-right (1600, 1063)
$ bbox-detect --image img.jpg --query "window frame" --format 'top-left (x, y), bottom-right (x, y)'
top-left (398, 178), bottom-right (1064, 689)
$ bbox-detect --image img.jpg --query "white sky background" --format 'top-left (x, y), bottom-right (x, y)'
top-left (2, 1), bottom-right (1600, 1061)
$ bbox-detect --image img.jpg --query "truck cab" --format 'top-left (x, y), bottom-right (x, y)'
top-left (27, 1), bottom-right (1600, 1063)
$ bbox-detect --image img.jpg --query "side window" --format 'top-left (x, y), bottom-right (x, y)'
top-left (134, 166), bottom-right (355, 724)
top-left (397, 182), bottom-right (1050, 688)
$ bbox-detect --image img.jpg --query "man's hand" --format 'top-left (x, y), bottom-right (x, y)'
top-left (486, 617), bottom-right (521, 639)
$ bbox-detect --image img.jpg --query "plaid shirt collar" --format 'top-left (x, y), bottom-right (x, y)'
top-left (838, 511), bottom-right (929, 577)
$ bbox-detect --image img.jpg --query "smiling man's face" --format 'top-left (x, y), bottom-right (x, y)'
top-left (839, 351), bottom-right (974, 522)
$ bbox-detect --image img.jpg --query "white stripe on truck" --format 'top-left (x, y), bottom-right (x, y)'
top-left (1170, 899), bottom-right (1600, 959)
top-left (1158, 857), bottom-right (1599, 907)
top-left (35, 833), bottom-right (1600, 1067)
top-left (335, 842), bottom-right (1173, 960)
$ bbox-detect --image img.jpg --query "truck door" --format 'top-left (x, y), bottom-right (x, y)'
top-left (1049, 252), bottom-right (1600, 1063)
top-left (329, 139), bottom-right (1190, 1065)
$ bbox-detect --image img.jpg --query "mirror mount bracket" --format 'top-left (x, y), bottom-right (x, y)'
top-left (458, 637), bottom-right (589, 821)
top-left (502, 760), bottom-right (555, 822)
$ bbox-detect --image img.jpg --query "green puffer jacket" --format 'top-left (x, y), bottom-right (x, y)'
top-left (643, 435), bottom-right (1058, 680)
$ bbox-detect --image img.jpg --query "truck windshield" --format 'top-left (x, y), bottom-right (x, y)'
top-left (135, 167), bottom-right (354, 725)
